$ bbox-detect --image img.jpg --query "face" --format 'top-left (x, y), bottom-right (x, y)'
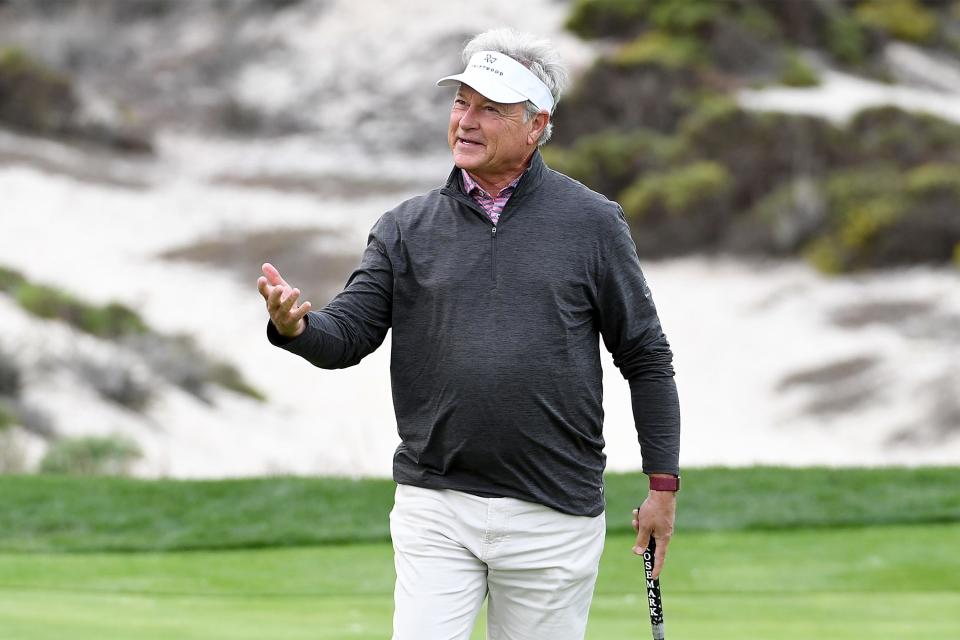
top-left (447, 84), bottom-right (547, 182)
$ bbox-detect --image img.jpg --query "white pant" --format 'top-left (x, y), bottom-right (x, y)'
top-left (390, 484), bottom-right (606, 640)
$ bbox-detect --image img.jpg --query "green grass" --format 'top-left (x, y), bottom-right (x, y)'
top-left (1, 467), bottom-right (958, 552)
top-left (2, 467), bottom-right (958, 637)
top-left (0, 525), bottom-right (957, 639)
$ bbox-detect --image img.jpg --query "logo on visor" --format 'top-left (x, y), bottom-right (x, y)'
top-left (484, 54), bottom-right (498, 64)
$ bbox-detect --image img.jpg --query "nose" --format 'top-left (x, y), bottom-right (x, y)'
top-left (458, 105), bottom-right (479, 130)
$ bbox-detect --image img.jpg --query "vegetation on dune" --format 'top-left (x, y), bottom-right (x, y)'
top-left (0, 46), bottom-right (153, 152)
top-left (0, 264), bottom-right (266, 408)
top-left (0, 348), bottom-right (21, 399)
top-left (855, 0), bottom-right (938, 44)
top-left (553, 0), bottom-right (960, 272)
top-left (14, 284), bottom-right (148, 339)
top-left (0, 46), bottom-right (76, 135)
top-left (39, 435), bottom-right (143, 476)
top-left (780, 50), bottom-right (820, 87)
top-left (0, 400), bottom-right (13, 431)
top-left (0, 345), bottom-right (31, 472)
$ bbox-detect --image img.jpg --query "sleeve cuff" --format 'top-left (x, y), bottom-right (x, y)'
top-left (266, 314), bottom-right (310, 347)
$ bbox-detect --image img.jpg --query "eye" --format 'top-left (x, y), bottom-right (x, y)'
top-left (484, 105), bottom-right (498, 113)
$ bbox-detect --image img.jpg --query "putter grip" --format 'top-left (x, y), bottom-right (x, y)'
top-left (643, 536), bottom-right (665, 640)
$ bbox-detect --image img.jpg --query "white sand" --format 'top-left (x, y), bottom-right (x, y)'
top-left (1, 3), bottom-right (958, 477)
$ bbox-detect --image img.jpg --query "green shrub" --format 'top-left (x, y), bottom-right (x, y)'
top-left (0, 400), bottom-right (14, 431)
top-left (612, 31), bottom-right (704, 69)
top-left (621, 161), bottom-right (732, 218)
top-left (648, 0), bottom-right (721, 33)
top-left (679, 98), bottom-right (843, 208)
top-left (906, 163), bottom-right (960, 199)
top-left (804, 236), bottom-right (846, 275)
top-left (780, 51), bottom-right (820, 87)
top-left (0, 47), bottom-right (76, 133)
top-left (735, 4), bottom-right (781, 41)
top-left (0, 266), bottom-right (26, 293)
top-left (855, 0), bottom-right (937, 43)
top-left (14, 283), bottom-right (84, 323)
top-left (846, 107), bottom-right (960, 167)
top-left (14, 284), bottom-right (147, 338)
top-left (803, 166), bottom-right (908, 273)
top-left (40, 435), bottom-right (142, 476)
top-left (78, 302), bottom-right (149, 338)
top-left (954, 243), bottom-right (960, 269)
top-left (565, 0), bottom-right (649, 39)
top-left (542, 128), bottom-right (678, 198)
top-left (208, 362), bottom-right (267, 402)
top-left (825, 11), bottom-right (869, 65)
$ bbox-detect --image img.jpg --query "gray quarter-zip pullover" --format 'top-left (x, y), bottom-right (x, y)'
top-left (268, 150), bottom-right (680, 516)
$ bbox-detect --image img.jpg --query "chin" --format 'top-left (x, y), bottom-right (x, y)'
top-left (452, 152), bottom-right (481, 170)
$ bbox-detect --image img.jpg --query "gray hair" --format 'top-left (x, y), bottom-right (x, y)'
top-left (461, 28), bottom-right (569, 146)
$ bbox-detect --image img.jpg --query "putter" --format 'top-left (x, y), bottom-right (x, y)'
top-left (642, 536), bottom-right (665, 640)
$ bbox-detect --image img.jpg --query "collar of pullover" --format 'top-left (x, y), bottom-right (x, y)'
top-left (441, 149), bottom-right (546, 206)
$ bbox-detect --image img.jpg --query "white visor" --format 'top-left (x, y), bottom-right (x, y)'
top-left (437, 50), bottom-right (555, 113)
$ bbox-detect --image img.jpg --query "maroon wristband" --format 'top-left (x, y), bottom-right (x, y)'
top-left (649, 475), bottom-right (681, 492)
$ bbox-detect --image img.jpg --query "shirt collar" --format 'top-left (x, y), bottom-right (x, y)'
top-left (461, 168), bottom-right (525, 198)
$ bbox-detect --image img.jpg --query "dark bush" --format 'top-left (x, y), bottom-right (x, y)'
top-left (75, 358), bottom-right (153, 412)
top-left (678, 99), bottom-right (842, 209)
top-left (552, 59), bottom-right (701, 143)
top-left (565, 0), bottom-right (649, 39)
top-left (0, 47), bottom-right (77, 134)
top-left (125, 333), bottom-right (266, 404)
top-left (0, 350), bottom-right (21, 397)
top-left (844, 107), bottom-right (960, 168)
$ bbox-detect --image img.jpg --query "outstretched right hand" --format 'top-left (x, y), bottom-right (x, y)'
top-left (258, 262), bottom-right (312, 338)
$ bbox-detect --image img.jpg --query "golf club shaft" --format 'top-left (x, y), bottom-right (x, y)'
top-left (643, 536), bottom-right (665, 640)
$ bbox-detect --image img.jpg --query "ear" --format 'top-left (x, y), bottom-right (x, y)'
top-left (527, 112), bottom-right (549, 145)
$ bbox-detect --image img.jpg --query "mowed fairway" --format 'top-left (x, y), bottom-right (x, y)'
top-left (2, 524), bottom-right (958, 640)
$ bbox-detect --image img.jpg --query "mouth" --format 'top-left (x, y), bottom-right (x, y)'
top-left (457, 137), bottom-right (484, 148)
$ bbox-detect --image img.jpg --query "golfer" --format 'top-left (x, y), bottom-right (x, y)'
top-left (259, 28), bottom-right (680, 640)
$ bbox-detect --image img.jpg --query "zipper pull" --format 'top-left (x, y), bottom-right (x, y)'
top-left (491, 226), bottom-right (497, 237)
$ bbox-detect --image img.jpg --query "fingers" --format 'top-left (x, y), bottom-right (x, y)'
top-left (267, 282), bottom-right (285, 311)
top-left (279, 287), bottom-right (301, 314)
top-left (262, 262), bottom-right (288, 287)
top-left (291, 299), bottom-right (312, 322)
top-left (264, 280), bottom-right (311, 331)
top-left (633, 523), bottom-right (652, 558)
top-left (257, 276), bottom-right (272, 300)
top-left (652, 534), bottom-right (670, 579)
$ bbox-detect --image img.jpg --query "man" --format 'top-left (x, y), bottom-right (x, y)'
top-left (258, 28), bottom-right (680, 640)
